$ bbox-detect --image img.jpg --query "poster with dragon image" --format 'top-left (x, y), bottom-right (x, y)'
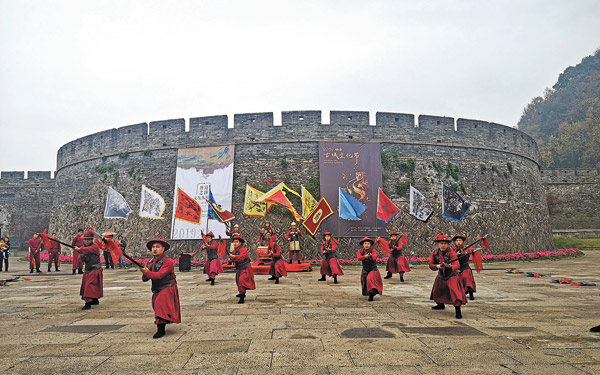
top-left (318, 142), bottom-right (385, 237)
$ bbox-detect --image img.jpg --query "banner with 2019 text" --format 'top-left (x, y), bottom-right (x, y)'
top-left (319, 142), bottom-right (385, 237)
top-left (170, 145), bottom-right (235, 240)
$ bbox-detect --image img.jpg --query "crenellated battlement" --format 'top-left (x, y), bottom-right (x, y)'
top-left (0, 171), bottom-right (54, 182)
top-left (56, 110), bottom-right (540, 170)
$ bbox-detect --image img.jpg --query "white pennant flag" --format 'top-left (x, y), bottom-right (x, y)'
top-left (409, 185), bottom-right (433, 222)
top-left (104, 187), bottom-right (132, 220)
top-left (139, 185), bottom-right (166, 219)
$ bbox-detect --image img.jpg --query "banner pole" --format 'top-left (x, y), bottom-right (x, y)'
top-left (408, 213), bottom-right (412, 267)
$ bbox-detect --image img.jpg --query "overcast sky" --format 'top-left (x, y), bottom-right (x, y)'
top-left (1, 0), bottom-right (599, 174)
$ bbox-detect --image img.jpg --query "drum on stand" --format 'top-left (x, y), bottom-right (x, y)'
top-left (256, 246), bottom-right (271, 264)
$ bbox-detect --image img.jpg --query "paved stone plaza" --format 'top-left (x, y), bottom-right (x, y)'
top-left (1, 252), bottom-right (599, 374)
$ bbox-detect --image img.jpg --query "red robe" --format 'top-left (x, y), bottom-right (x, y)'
top-left (454, 245), bottom-right (477, 293)
top-left (71, 235), bottom-right (84, 270)
top-left (269, 244), bottom-right (287, 278)
top-left (48, 238), bottom-right (61, 269)
top-left (142, 254), bottom-right (181, 324)
top-left (201, 241), bottom-right (223, 279)
top-left (28, 237), bottom-right (42, 269)
top-left (357, 248), bottom-right (383, 296)
top-left (233, 246), bottom-right (255, 294)
top-left (78, 243), bottom-right (103, 301)
top-left (386, 239), bottom-right (411, 274)
top-left (429, 248), bottom-right (466, 307)
top-left (320, 240), bottom-right (344, 276)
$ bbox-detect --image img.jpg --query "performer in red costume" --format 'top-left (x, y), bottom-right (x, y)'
top-left (201, 232), bottom-right (222, 286)
top-left (28, 233), bottom-right (42, 273)
top-left (47, 232), bottom-right (61, 272)
top-left (429, 233), bottom-right (466, 319)
top-left (317, 231), bottom-right (344, 283)
top-left (74, 230), bottom-right (103, 310)
top-left (71, 229), bottom-right (84, 274)
top-left (258, 222), bottom-right (274, 246)
top-left (268, 235), bottom-right (287, 284)
top-left (285, 222), bottom-right (303, 264)
top-left (140, 238), bottom-right (181, 339)
top-left (383, 230), bottom-right (410, 282)
top-left (229, 235), bottom-right (255, 304)
top-left (357, 237), bottom-right (383, 301)
top-left (452, 233), bottom-right (477, 301)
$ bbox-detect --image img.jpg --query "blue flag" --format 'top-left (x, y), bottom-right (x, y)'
top-left (207, 189), bottom-right (219, 221)
top-left (104, 187), bottom-right (132, 219)
top-left (339, 187), bottom-right (366, 220)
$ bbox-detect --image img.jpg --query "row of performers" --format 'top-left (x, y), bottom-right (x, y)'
top-left (72, 229), bottom-right (479, 339)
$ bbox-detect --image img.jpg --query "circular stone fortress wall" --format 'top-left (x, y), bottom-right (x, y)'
top-left (49, 110), bottom-right (553, 260)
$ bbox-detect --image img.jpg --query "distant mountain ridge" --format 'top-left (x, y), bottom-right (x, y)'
top-left (518, 49), bottom-right (600, 168)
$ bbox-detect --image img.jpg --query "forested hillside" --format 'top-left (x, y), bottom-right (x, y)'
top-left (518, 49), bottom-right (600, 168)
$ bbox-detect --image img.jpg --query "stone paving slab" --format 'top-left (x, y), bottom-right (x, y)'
top-left (0, 251), bottom-right (599, 374)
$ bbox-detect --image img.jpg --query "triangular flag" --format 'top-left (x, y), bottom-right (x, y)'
top-left (301, 185), bottom-right (318, 218)
top-left (174, 187), bottom-right (202, 224)
top-left (256, 183), bottom-right (303, 220)
top-left (104, 187), bottom-right (132, 219)
top-left (338, 187), bottom-right (366, 220)
top-left (243, 184), bottom-right (270, 218)
top-left (139, 185), bottom-right (165, 219)
top-left (442, 183), bottom-right (471, 222)
top-left (409, 185), bottom-right (433, 222)
top-left (302, 196), bottom-right (334, 236)
top-left (205, 193), bottom-right (236, 223)
top-left (376, 188), bottom-right (399, 223)
top-left (39, 229), bottom-right (52, 252)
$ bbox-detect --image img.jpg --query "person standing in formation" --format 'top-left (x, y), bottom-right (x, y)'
top-left (74, 230), bottom-right (103, 310)
top-left (28, 233), bottom-right (42, 273)
top-left (0, 237), bottom-right (10, 272)
top-left (71, 229), bottom-right (84, 275)
top-left (317, 231), bottom-right (343, 284)
top-left (429, 233), bottom-right (466, 319)
top-left (229, 235), bottom-right (255, 304)
top-left (268, 235), bottom-right (287, 284)
top-left (258, 222), bottom-right (274, 247)
top-left (452, 233), bottom-right (476, 301)
top-left (200, 232), bottom-right (222, 286)
top-left (357, 237), bottom-right (383, 301)
top-left (140, 238), bottom-right (181, 339)
top-left (97, 232), bottom-right (116, 270)
top-left (383, 230), bottom-right (410, 282)
top-left (226, 224), bottom-right (242, 264)
top-left (117, 235), bottom-right (127, 268)
top-left (47, 232), bottom-right (61, 272)
top-left (285, 222), bottom-right (303, 264)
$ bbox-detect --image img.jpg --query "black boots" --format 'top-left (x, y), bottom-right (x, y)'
top-left (153, 323), bottom-right (166, 339)
top-left (368, 291), bottom-right (375, 302)
top-left (297, 260), bottom-right (301, 264)
top-left (590, 325), bottom-right (600, 332)
top-left (468, 291), bottom-right (474, 300)
top-left (205, 278), bottom-right (212, 282)
top-left (48, 268), bottom-right (52, 272)
top-left (333, 275), bottom-right (338, 284)
top-left (274, 277), bottom-right (279, 284)
top-left (82, 302), bottom-right (92, 310)
top-left (432, 303), bottom-right (445, 310)
top-left (30, 269), bottom-right (33, 273)
top-left (78, 269), bottom-right (83, 274)
top-left (36, 268), bottom-right (41, 273)
top-left (455, 306), bottom-right (462, 319)
top-left (288, 259), bottom-right (292, 264)
top-left (210, 278), bottom-right (215, 286)
top-left (317, 275), bottom-right (326, 281)
top-left (400, 273), bottom-right (404, 282)
top-left (72, 270), bottom-right (76, 275)
top-left (238, 293), bottom-right (246, 304)
top-left (56, 268), bottom-right (60, 272)
top-left (90, 299), bottom-right (99, 305)
top-left (384, 272), bottom-right (392, 279)
top-left (267, 276), bottom-right (276, 280)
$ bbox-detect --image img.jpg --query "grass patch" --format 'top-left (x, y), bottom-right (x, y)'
top-left (554, 238), bottom-right (600, 249)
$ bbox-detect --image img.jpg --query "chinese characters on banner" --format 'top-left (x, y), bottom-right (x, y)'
top-left (319, 142), bottom-right (385, 237)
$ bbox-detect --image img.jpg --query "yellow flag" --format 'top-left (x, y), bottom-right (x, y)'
top-left (244, 184), bottom-right (270, 218)
top-left (301, 185), bottom-right (318, 218)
